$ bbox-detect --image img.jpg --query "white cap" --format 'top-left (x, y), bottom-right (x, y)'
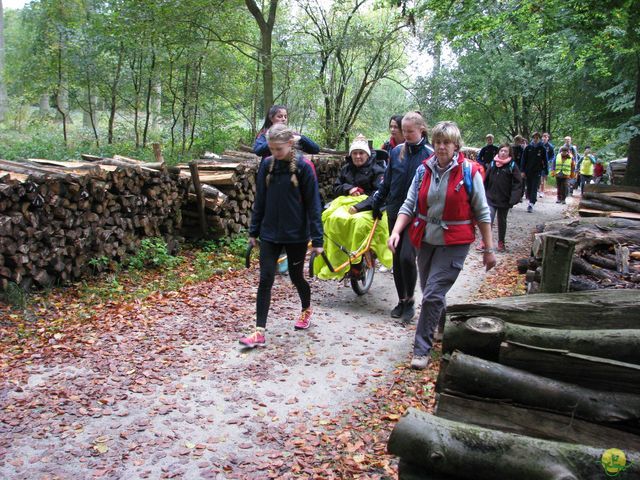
top-left (349, 134), bottom-right (371, 156)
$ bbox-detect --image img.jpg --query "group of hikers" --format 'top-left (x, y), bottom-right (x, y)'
top-left (239, 106), bottom-right (591, 370)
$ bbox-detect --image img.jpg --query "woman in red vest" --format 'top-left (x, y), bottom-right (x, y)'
top-left (387, 121), bottom-right (496, 370)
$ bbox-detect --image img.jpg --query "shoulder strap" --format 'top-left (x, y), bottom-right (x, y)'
top-left (462, 160), bottom-right (473, 197)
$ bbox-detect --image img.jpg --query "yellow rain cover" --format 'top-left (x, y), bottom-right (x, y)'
top-left (314, 195), bottom-right (392, 280)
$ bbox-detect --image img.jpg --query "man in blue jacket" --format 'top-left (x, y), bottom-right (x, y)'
top-left (521, 132), bottom-right (547, 212)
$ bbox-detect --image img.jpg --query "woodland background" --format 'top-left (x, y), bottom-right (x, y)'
top-left (0, 0), bottom-right (638, 184)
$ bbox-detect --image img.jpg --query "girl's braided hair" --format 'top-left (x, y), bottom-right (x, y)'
top-left (265, 123), bottom-right (299, 188)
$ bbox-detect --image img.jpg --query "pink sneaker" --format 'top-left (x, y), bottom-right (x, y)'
top-left (294, 308), bottom-right (312, 330)
top-left (239, 330), bottom-right (266, 348)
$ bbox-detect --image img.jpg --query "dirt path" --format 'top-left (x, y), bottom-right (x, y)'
top-left (0, 188), bottom-right (573, 479)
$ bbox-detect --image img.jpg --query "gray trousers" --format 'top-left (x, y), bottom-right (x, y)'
top-left (414, 243), bottom-right (470, 356)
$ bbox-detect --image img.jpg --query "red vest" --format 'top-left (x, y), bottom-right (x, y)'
top-left (413, 153), bottom-right (479, 246)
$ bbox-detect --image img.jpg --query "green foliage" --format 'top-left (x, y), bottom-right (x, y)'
top-left (128, 238), bottom-right (183, 270)
top-left (0, 282), bottom-right (28, 308)
top-left (200, 233), bottom-right (248, 257)
top-left (88, 255), bottom-right (110, 273)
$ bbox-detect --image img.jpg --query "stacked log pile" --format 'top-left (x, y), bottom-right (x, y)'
top-left (518, 216), bottom-right (640, 292)
top-left (388, 290), bottom-right (640, 479)
top-left (579, 184), bottom-right (640, 220)
top-left (0, 158), bottom-right (188, 290)
top-left (0, 147), bottom-right (346, 289)
top-left (181, 149), bottom-right (345, 237)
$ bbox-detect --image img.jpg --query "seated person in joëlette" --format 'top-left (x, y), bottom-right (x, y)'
top-left (314, 134), bottom-right (392, 280)
top-left (333, 134), bottom-right (386, 214)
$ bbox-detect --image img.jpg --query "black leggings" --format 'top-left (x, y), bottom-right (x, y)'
top-left (256, 240), bottom-right (310, 328)
top-left (388, 216), bottom-right (417, 302)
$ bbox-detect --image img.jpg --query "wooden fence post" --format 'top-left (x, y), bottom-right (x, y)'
top-left (189, 161), bottom-right (207, 237)
top-left (539, 235), bottom-right (576, 293)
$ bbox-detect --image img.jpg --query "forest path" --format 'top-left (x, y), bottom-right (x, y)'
top-left (0, 188), bottom-right (571, 479)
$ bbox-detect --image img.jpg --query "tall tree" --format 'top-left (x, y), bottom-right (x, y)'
top-left (299, 0), bottom-right (406, 148)
top-left (0, 0), bottom-right (8, 122)
top-left (244, 0), bottom-right (277, 116)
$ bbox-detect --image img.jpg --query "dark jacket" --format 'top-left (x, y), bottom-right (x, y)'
top-left (253, 131), bottom-right (320, 159)
top-left (521, 141), bottom-right (547, 176)
top-left (512, 144), bottom-right (525, 171)
top-left (477, 144), bottom-right (500, 168)
top-left (249, 153), bottom-right (323, 247)
top-left (484, 160), bottom-right (523, 208)
top-left (381, 137), bottom-right (400, 154)
top-left (333, 151), bottom-right (386, 212)
top-left (372, 138), bottom-right (434, 219)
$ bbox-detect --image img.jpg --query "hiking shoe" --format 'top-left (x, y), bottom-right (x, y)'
top-left (410, 355), bottom-right (431, 370)
top-left (497, 241), bottom-right (506, 252)
top-left (239, 329), bottom-right (266, 348)
top-left (401, 300), bottom-right (415, 324)
top-left (527, 204), bottom-right (533, 213)
top-left (555, 200), bottom-right (561, 204)
top-left (294, 308), bottom-right (312, 330)
top-left (390, 302), bottom-right (404, 318)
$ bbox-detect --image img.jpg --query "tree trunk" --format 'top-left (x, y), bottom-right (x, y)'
top-left (142, 48), bottom-right (156, 148)
top-left (39, 93), bottom-right (50, 117)
top-left (435, 393), bottom-right (640, 452)
top-left (624, 59), bottom-right (640, 186)
top-left (388, 409), bottom-right (640, 480)
top-left (244, 0), bottom-right (277, 117)
top-left (440, 352), bottom-right (640, 429)
top-left (500, 341), bottom-right (640, 394)
top-left (108, 42), bottom-right (124, 145)
top-left (446, 289), bottom-right (640, 329)
top-left (0, 0), bottom-right (7, 123)
top-left (152, 76), bottom-right (161, 131)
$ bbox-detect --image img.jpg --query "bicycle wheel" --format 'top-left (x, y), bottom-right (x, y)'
top-left (350, 250), bottom-right (375, 295)
top-left (308, 251), bottom-right (318, 279)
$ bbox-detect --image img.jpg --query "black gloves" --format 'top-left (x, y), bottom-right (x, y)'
top-left (372, 204), bottom-right (383, 220)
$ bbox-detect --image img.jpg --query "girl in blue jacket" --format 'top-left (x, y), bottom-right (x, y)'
top-left (240, 124), bottom-right (324, 349)
top-left (253, 105), bottom-right (320, 159)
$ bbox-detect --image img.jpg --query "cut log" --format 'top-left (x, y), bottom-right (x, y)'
top-left (582, 191), bottom-right (640, 213)
top-left (442, 316), bottom-right (505, 361)
top-left (505, 324), bottom-right (640, 364)
top-left (539, 235), bottom-right (575, 293)
top-left (579, 198), bottom-right (621, 212)
top-left (499, 341), bottom-right (640, 394)
top-left (585, 183), bottom-right (640, 200)
top-left (388, 410), bottom-right (640, 480)
top-left (616, 244), bottom-right (630, 274)
top-left (582, 252), bottom-right (618, 271)
top-left (446, 289), bottom-right (640, 329)
top-left (440, 352), bottom-right (640, 428)
top-left (435, 393), bottom-right (640, 451)
top-left (189, 161), bottom-right (207, 236)
top-left (571, 256), bottom-right (623, 285)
